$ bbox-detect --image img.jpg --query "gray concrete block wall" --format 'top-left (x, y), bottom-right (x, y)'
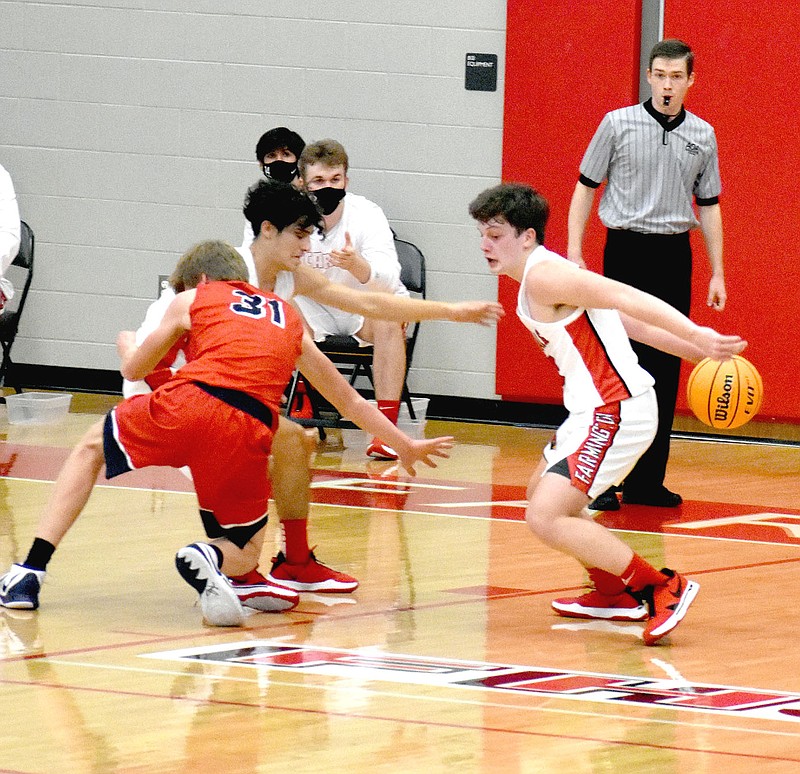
top-left (0, 1), bottom-right (506, 399)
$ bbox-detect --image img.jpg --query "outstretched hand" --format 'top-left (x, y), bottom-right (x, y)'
top-left (450, 301), bottom-right (505, 326)
top-left (695, 327), bottom-right (747, 361)
top-left (397, 435), bottom-right (454, 476)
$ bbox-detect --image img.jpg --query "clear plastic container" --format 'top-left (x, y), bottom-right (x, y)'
top-left (5, 392), bottom-right (73, 424)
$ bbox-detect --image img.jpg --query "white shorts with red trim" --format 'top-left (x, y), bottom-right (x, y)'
top-left (543, 389), bottom-right (657, 499)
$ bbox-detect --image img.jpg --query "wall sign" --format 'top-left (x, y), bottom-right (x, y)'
top-left (465, 53), bottom-right (497, 91)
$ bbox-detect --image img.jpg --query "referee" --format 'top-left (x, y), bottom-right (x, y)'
top-left (567, 38), bottom-right (726, 510)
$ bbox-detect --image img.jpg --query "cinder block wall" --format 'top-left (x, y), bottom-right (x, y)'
top-left (0, 1), bottom-right (506, 398)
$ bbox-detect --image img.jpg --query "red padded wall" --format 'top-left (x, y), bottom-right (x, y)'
top-left (501, 1), bottom-right (800, 421)
top-left (500, 0), bottom-right (641, 404)
top-left (665, 1), bottom-right (800, 420)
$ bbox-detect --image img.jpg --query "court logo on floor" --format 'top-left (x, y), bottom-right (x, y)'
top-left (143, 640), bottom-right (800, 723)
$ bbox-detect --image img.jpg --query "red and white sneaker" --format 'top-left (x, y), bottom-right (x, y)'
top-left (366, 438), bottom-right (398, 460)
top-left (268, 550), bottom-right (359, 593)
top-left (229, 568), bottom-right (299, 612)
top-left (551, 589), bottom-right (649, 621)
top-left (642, 569), bottom-right (699, 646)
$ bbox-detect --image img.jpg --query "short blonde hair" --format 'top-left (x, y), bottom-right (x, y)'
top-left (298, 138), bottom-right (349, 177)
top-left (169, 241), bottom-right (248, 292)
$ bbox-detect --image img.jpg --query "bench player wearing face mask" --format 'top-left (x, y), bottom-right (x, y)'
top-left (296, 139), bottom-right (410, 461)
top-left (241, 127), bottom-right (306, 248)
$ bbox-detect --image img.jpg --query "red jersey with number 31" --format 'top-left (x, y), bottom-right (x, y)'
top-left (170, 280), bottom-right (303, 409)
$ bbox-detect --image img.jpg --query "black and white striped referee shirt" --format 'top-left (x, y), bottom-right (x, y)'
top-left (579, 98), bottom-right (721, 235)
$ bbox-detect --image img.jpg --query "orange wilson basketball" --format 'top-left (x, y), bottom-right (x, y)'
top-left (686, 355), bottom-right (763, 429)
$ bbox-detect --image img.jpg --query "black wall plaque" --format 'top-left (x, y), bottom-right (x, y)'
top-left (465, 53), bottom-right (498, 91)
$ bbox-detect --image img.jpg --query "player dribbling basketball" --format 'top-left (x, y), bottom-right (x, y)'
top-left (470, 182), bottom-right (745, 645)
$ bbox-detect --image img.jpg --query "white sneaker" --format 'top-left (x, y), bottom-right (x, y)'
top-left (175, 543), bottom-right (244, 627)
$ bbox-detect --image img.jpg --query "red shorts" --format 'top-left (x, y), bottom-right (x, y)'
top-left (103, 381), bottom-right (275, 532)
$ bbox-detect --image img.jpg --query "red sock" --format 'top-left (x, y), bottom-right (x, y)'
top-left (282, 520), bottom-right (310, 565)
top-left (228, 568), bottom-right (260, 584)
top-left (587, 567), bottom-right (626, 595)
top-left (621, 554), bottom-right (668, 592)
top-left (377, 400), bottom-right (401, 426)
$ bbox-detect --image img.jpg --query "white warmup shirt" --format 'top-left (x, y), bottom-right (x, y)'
top-left (293, 192), bottom-right (407, 342)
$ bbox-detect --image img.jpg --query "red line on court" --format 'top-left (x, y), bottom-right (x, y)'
top-left (5, 442), bottom-right (800, 545)
top-left (0, 675), bottom-right (797, 764)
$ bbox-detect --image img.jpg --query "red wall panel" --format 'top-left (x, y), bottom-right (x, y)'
top-left (500, 0), bottom-right (641, 404)
top-left (665, 1), bottom-right (800, 420)
top-left (502, 1), bottom-right (800, 422)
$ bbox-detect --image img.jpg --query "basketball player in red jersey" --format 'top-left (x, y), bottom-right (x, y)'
top-left (0, 236), bottom-right (481, 627)
top-left (127, 179), bottom-right (505, 607)
top-left (470, 183), bottom-right (745, 645)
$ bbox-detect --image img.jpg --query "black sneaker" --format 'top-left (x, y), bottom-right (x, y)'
top-left (622, 486), bottom-right (683, 507)
top-left (588, 487), bottom-right (620, 511)
top-left (0, 564), bottom-right (45, 610)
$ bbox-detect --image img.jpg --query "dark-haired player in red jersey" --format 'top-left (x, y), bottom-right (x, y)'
top-left (0, 240), bottom-right (462, 627)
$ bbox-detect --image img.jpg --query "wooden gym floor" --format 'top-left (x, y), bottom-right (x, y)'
top-left (2, 391), bottom-right (800, 773)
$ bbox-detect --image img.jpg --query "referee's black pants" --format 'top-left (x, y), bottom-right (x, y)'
top-left (603, 228), bottom-right (692, 493)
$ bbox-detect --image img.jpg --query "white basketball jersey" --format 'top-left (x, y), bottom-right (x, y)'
top-left (516, 246), bottom-right (654, 413)
top-left (234, 245), bottom-right (296, 301)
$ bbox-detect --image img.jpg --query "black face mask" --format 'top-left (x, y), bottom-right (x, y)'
top-left (310, 186), bottom-right (346, 216)
top-left (263, 160), bottom-right (298, 183)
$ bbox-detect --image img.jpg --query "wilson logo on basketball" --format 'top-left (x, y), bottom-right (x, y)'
top-left (687, 355), bottom-right (763, 430)
top-left (716, 378), bottom-right (758, 423)
top-left (714, 373), bottom-right (734, 422)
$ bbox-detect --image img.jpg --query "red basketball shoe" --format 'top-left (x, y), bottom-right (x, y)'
top-left (366, 438), bottom-right (398, 460)
top-left (551, 589), bottom-right (649, 621)
top-left (641, 569), bottom-right (699, 646)
top-left (288, 377), bottom-right (314, 420)
top-left (268, 550), bottom-right (359, 593)
top-left (229, 568), bottom-right (299, 612)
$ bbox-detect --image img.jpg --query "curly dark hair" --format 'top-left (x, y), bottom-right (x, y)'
top-left (243, 178), bottom-right (323, 240)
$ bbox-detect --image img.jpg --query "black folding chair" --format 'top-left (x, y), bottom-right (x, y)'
top-left (285, 232), bottom-right (427, 427)
top-left (0, 221), bottom-right (34, 398)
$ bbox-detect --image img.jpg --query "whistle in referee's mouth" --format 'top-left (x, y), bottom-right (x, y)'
top-left (663, 95), bottom-right (672, 106)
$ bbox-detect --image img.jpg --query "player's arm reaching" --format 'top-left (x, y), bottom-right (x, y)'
top-left (123, 287), bottom-right (185, 397)
top-left (526, 259), bottom-right (746, 362)
top-left (294, 263), bottom-right (503, 326)
top-left (117, 290), bottom-right (195, 381)
top-left (617, 315), bottom-right (718, 363)
top-left (296, 334), bottom-right (453, 476)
